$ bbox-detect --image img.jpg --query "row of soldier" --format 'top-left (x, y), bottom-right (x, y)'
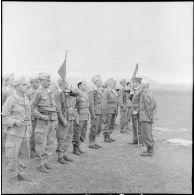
top-left (2, 73), bottom-right (157, 183)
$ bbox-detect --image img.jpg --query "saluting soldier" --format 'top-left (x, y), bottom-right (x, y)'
top-left (53, 79), bottom-right (80, 164)
top-left (26, 76), bottom-right (40, 158)
top-left (131, 77), bottom-right (144, 145)
top-left (72, 81), bottom-right (89, 155)
top-left (31, 73), bottom-right (58, 173)
top-left (102, 78), bottom-right (118, 143)
top-left (139, 83), bottom-right (158, 156)
top-left (2, 77), bottom-right (32, 183)
top-left (88, 75), bottom-right (103, 149)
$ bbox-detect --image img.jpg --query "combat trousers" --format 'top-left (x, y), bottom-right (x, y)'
top-left (120, 107), bottom-right (133, 129)
top-left (56, 120), bottom-right (73, 158)
top-left (132, 115), bottom-right (143, 144)
top-left (140, 121), bottom-right (154, 147)
top-left (102, 113), bottom-right (116, 135)
top-left (72, 120), bottom-right (88, 146)
top-left (5, 134), bottom-right (26, 178)
top-left (35, 119), bottom-right (57, 165)
top-left (30, 119), bottom-right (37, 152)
top-left (89, 114), bottom-right (102, 144)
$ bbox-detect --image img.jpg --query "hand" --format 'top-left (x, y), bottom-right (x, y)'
top-left (75, 117), bottom-right (79, 125)
top-left (14, 120), bottom-right (24, 126)
top-left (41, 115), bottom-right (50, 121)
top-left (132, 111), bottom-right (137, 115)
top-left (91, 115), bottom-right (96, 120)
top-left (63, 121), bottom-right (70, 127)
top-left (121, 105), bottom-right (126, 110)
top-left (130, 91), bottom-right (134, 95)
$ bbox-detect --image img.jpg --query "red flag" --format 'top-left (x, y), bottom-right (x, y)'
top-left (58, 51), bottom-right (67, 80)
top-left (132, 63), bottom-right (138, 78)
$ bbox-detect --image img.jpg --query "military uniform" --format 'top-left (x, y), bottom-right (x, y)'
top-left (54, 89), bottom-right (79, 162)
top-left (139, 84), bottom-right (157, 156)
top-left (26, 78), bottom-right (39, 157)
top-left (118, 86), bottom-right (133, 132)
top-left (102, 87), bottom-right (118, 141)
top-left (72, 90), bottom-right (89, 151)
top-left (31, 73), bottom-right (58, 170)
top-left (2, 80), bottom-right (32, 180)
top-left (88, 85), bottom-right (103, 148)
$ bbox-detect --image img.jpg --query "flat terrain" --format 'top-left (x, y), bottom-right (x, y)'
top-left (2, 90), bottom-right (192, 194)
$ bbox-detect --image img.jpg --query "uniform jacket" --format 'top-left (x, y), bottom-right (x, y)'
top-left (53, 90), bottom-right (79, 124)
top-left (2, 86), bottom-right (14, 105)
top-left (26, 87), bottom-right (38, 101)
top-left (139, 91), bottom-right (157, 122)
top-left (132, 88), bottom-right (141, 113)
top-left (2, 92), bottom-right (32, 138)
top-left (118, 87), bottom-right (132, 108)
top-left (30, 87), bottom-right (58, 121)
top-left (76, 90), bottom-right (89, 120)
top-left (102, 87), bottom-right (118, 114)
top-left (88, 86), bottom-right (103, 116)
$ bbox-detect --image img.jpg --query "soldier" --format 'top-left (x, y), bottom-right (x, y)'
top-left (88, 75), bottom-right (103, 149)
top-left (139, 83), bottom-right (158, 156)
top-left (131, 77), bottom-right (144, 145)
top-left (54, 79), bottom-right (80, 164)
top-left (118, 79), bottom-right (129, 133)
top-left (31, 73), bottom-right (58, 173)
top-left (72, 81), bottom-right (89, 155)
top-left (2, 77), bottom-right (32, 183)
top-left (102, 78), bottom-right (118, 143)
top-left (26, 76), bottom-right (40, 158)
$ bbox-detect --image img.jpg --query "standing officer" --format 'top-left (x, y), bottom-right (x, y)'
top-left (26, 76), bottom-right (40, 158)
top-left (31, 73), bottom-right (58, 173)
top-left (102, 78), bottom-right (118, 143)
top-left (131, 77), bottom-right (144, 145)
top-left (2, 77), bottom-right (32, 183)
top-left (118, 79), bottom-right (129, 133)
top-left (54, 79), bottom-right (80, 164)
top-left (88, 75), bottom-right (103, 149)
top-left (72, 81), bottom-right (89, 155)
top-left (139, 83), bottom-right (158, 156)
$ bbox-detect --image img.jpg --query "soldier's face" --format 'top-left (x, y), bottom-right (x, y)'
top-left (108, 81), bottom-right (115, 89)
top-left (133, 81), bottom-right (139, 88)
top-left (17, 83), bottom-right (28, 93)
top-left (31, 80), bottom-right (40, 89)
top-left (120, 81), bottom-right (126, 88)
top-left (59, 81), bottom-right (69, 90)
top-left (95, 79), bottom-right (102, 87)
top-left (81, 82), bottom-right (87, 90)
top-left (41, 79), bottom-right (51, 88)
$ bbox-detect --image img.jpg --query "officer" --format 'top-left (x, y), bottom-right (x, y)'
top-left (26, 76), bottom-right (40, 158)
top-left (139, 83), bottom-right (158, 156)
top-left (54, 79), bottom-right (80, 164)
top-left (72, 81), bottom-right (89, 155)
top-left (31, 73), bottom-right (58, 173)
top-left (118, 79), bottom-right (129, 133)
top-left (88, 75), bottom-right (103, 149)
top-left (102, 78), bottom-right (118, 143)
top-left (2, 77), bottom-right (32, 183)
top-left (131, 77), bottom-right (144, 145)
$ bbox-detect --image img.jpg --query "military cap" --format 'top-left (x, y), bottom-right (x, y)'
top-left (132, 77), bottom-right (142, 83)
top-left (29, 76), bottom-right (39, 82)
top-left (91, 75), bottom-right (101, 83)
top-left (38, 73), bottom-right (51, 80)
top-left (120, 79), bottom-right (126, 84)
top-left (12, 77), bottom-right (27, 86)
top-left (3, 73), bottom-right (14, 81)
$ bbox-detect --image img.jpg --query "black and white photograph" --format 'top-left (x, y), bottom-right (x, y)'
top-left (1, 1), bottom-right (193, 194)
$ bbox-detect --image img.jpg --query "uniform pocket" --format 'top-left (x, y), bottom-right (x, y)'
top-left (5, 141), bottom-right (15, 158)
top-left (35, 119), bottom-right (46, 133)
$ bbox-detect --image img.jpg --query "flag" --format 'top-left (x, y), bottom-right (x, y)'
top-left (58, 51), bottom-right (68, 80)
top-left (132, 63), bottom-right (138, 79)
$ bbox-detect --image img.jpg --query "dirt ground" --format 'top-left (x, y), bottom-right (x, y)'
top-left (1, 124), bottom-right (192, 194)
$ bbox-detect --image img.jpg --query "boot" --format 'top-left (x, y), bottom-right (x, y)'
top-left (44, 162), bottom-right (53, 169)
top-left (104, 134), bottom-right (112, 143)
top-left (141, 146), bottom-right (153, 157)
top-left (63, 155), bottom-right (73, 162)
top-left (58, 157), bottom-right (68, 164)
top-left (108, 134), bottom-right (115, 142)
top-left (38, 165), bottom-right (50, 173)
top-left (78, 146), bottom-right (85, 154)
top-left (94, 143), bottom-right (102, 148)
top-left (17, 174), bottom-right (32, 182)
top-left (73, 145), bottom-right (80, 155)
top-left (89, 144), bottom-right (99, 149)
top-left (120, 128), bottom-right (128, 133)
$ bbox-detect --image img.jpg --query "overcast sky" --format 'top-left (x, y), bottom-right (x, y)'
top-left (2, 2), bottom-right (193, 84)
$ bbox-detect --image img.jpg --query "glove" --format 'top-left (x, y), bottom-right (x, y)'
top-left (41, 115), bottom-right (50, 121)
top-left (63, 121), bottom-right (71, 127)
top-left (14, 119), bottom-right (24, 126)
